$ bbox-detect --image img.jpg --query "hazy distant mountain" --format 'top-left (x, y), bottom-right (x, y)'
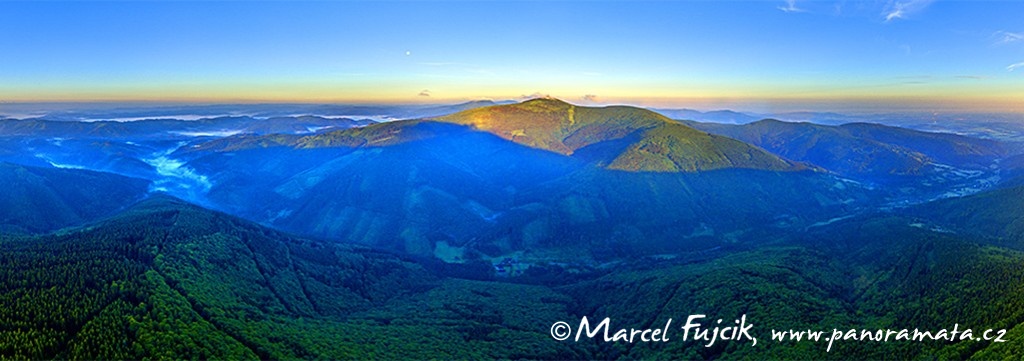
top-left (0, 115), bottom-right (374, 140)
top-left (655, 107), bottom-right (1024, 144)
top-left (0, 100), bottom-right (514, 123)
top-left (763, 111), bottom-right (1024, 143)
top-left (653, 108), bottom-right (760, 124)
top-left (412, 100), bottom-right (518, 118)
top-left (683, 119), bottom-right (1007, 184)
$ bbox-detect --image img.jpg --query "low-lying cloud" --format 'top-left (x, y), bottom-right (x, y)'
top-left (82, 114), bottom-right (220, 122)
top-left (143, 143), bottom-right (212, 201)
top-left (170, 129), bottom-right (243, 137)
top-left (35, 153), bottom-right (85, 170)
top-left (519, 92), bottom-right (553, 101)
top-left (146, 155), bottom-right (212, 191)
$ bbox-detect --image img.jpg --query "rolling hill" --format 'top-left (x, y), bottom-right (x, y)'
top-left (0, 162), bottom-right (149, 233)
top-left (653, 108), bottom-right (760, 124)
top-left (3, 195), bottom-right (1024, 359)
top-left (682, 119), bottom-right (1007, 182)
top-left (0, 195), bottom-right (593, 359)
top-left (436, 98), bottom-right (804, 172)
top-left (4, 99), bottom-right (1024, 359)
top-left (188, 99), bottom-right (806, 173)
top-left (910, 184), bottom-right (1024, 247)
top-left (168, 102), bottom-right (870, 259)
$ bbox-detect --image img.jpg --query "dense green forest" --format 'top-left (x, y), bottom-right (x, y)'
top-left (1, 195), bottom-right (1022, 359)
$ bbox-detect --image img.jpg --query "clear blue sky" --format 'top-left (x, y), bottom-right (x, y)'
top-left (1, 1), bottom-right (1021, 113)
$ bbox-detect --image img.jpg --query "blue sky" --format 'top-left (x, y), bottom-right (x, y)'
top-left (0, 1), bottom-right (1021, 113)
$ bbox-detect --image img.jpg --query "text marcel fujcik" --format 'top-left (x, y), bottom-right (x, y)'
top-left (556, 315), bottom-right (1008, 352)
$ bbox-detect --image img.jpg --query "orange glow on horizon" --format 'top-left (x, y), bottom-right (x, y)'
top-left (1, 85), bottom-right (1021, 114)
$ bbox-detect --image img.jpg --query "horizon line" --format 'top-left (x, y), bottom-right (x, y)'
top-left (2, 97), bottom-right (1024, 117)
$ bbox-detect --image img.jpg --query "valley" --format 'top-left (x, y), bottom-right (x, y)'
top-left (2, 99), bottom-right (1024, 359)
top-left (4, 0), bottom-right (1023, 358)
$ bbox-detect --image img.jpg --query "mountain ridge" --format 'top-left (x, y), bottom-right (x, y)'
top-left (0, 162), bottom-right (150, 233)
top-left (0, 115), bottom-right (374, 140)
top-left (204, 98), bottom-right (807, 173)
top-left (682, 118), bottom-right (1007, 183)
top-left (437, 98), bottom-right (805, 173)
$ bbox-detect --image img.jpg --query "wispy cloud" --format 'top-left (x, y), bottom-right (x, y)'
top-left (883, 0), bottom-right (934, 22)
top-left (778, 0), bottom-right (805, 13)
top-left (581, 94), bottom-right (599, 102)
top-left (955, 75), bottom-right (986, 80)
top-left (171, 130), bottom-right (243, 137)
top-left (1008, 62), bottom-right (1024, 72)
top-left (418, 89), bottom-right (431, 97)
top-left (994, 30), bottom-right (1023, 45)
top-left (519, 92), bottom-right (552, 101)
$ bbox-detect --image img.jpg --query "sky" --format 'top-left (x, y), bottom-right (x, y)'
top-left (0, 1), bottom-right (1022, 113)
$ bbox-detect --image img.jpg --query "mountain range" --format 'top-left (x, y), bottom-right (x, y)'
top-left (0, 115), bottom-right (374, 139)
top-left (163, 99), bottom-right (875, 260)
top-left (682, 119), bottom-right (1006, 186)
top-left (2, 98), bottom-right (1024, 359)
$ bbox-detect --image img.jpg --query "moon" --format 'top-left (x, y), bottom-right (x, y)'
top-left (405, 51), bottom-right (411, 56)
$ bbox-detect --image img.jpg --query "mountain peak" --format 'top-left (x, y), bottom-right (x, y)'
top-left (749, 118), bottom-right (790, 126)
top-left (435, 98), bottom-right (802, 172)
top-left (436, 98), bottom-right (664, 154)
top-left (520, 96), bottom-right (571, 105)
